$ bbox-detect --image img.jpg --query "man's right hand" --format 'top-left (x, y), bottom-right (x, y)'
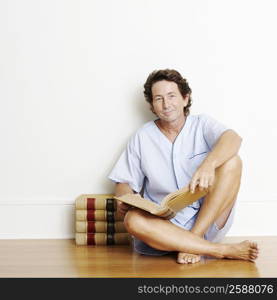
top-left (117, 200), bottom-right (132, 216)
top-left (115, 183), bottom-right (135, 216)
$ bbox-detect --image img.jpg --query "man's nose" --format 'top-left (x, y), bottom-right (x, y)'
top-left (163, 98), bottom-right (170, 109)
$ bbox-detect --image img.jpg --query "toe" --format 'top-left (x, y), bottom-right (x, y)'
top-left (177, 257), bottom-right (185, 264)
top-left (177, 255), bottom-right (185, 264)
top-left (250, 253), bottom-right (258, 260)
top-left (177, 254), bottom-right (184, 264)
top-left (251, 241), bottom-right (258, 249)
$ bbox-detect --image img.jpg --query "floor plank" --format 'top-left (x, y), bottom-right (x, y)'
top-left (0, 236), bottom-right (276, 278)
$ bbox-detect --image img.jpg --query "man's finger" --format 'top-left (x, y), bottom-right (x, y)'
top-left (190, 178), bottom-right (199, 193)
top-left (208, 176), bottom-right (214, 187)
top-left (203, 178), bottom-right (209, 189)
top-left (199, 177), bottom-right (206, 191)
top-left (189, 181), bottom-right (195, 193)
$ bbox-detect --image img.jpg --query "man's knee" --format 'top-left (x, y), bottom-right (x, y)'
top-left (124, 209), bottom-right (149, 235)
top-left (219, 155), bottom-right (242, 175)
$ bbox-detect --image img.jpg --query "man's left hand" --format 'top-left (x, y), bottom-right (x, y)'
top-left (189, 161), bottom-right (216, 193)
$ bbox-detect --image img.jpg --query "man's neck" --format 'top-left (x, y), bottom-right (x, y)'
top-left (157, 116), bottom-right (186, 136)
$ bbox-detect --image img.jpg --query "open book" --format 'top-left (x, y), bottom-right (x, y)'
top-left (114, 185), bottom-right (208, 219)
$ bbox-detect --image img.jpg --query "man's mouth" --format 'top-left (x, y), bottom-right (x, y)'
top-left (163, 111), bottom-right (173, 115)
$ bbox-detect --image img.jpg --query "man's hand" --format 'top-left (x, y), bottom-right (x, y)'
top-left (117, 200), bottom-right (132, 216)
top-left (189, 161), bottom-right (216, 193)
top-left (115, 183), bottom-right (135, 216)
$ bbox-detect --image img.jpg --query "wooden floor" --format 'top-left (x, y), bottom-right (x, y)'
top-left (0, 236), bottom-right (276, 278)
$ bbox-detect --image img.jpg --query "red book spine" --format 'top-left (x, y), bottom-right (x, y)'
top-left (86, 198), bottom-right (96, 210)
top-left (87, 221), bottom-right (96, 232)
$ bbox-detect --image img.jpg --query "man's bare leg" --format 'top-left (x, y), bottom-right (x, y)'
top-left (124, 208), bottom-right (259, 262)
top-left (192, 155), bottom-right (242, 236)
top-left (178, 201), bottom-right (236, 263)
top-left (178, 155), bottom-right (253, 263)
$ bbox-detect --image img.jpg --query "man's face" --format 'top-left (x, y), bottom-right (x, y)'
top-left (151, 80), bottom-right (188, 123)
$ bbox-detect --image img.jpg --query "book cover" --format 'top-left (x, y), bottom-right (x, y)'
top-left (76, 221), bottom-right (126, 233)
top-left (75, 232), bottom-right (131, 245)
top-left (75, 210), bottom-right (124, 222)
top-left (114, 185), bottom-right (207, 219)
top-left (75, 194), bottom-right (116, 210)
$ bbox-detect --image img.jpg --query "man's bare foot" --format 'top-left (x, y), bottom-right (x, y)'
top-left (221, 240), bottom-right (259, 261)
top-left (177, 252), bottom-right (201, 264)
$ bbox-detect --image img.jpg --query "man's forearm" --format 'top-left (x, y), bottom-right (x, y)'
top-left (203, 130), bottom-right (242, 169)
top-left (115, 183), bottom-right (135, 197)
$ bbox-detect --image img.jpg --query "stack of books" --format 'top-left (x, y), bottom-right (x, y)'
top-left (75, 194), bottom-right (131, 245)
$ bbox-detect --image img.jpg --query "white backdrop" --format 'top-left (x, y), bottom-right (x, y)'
top-left (0, 0), bottom-right (276, 238)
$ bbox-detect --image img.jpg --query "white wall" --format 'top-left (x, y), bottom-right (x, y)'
top-left (0, 0), bottom-right (276, 238)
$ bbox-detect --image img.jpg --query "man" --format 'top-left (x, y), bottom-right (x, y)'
top-left (108, 69), bottom-right (259, 264)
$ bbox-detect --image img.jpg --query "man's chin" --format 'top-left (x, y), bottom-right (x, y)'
top-left (160, 116), bottom-right (176, 123)
top-left (160, 113), bottom-right (174, 120)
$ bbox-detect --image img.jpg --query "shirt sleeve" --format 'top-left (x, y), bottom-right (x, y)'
top-left (108, 133), bottom-right (145, 193)
top-left (201, 114), bottom-right (230, 150)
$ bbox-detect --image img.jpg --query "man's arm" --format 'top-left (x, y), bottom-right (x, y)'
top-left (190, 130), bottom-right (242, 193)
top-left (115, 183), bottom-right (135, 215)
top-left (115, 182), bottom-right (134, 197)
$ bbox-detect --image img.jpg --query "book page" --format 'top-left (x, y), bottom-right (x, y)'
top-left (114, 194), bottom-right (163, 215)
top-left (162, 186), bottom-right (207, 213)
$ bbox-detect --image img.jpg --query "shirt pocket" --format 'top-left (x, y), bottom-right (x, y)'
top-left (186, 151), bottom-right (208, 177)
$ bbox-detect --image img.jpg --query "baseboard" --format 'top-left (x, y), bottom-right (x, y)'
top-left (0, 203), bottom-right (75, 239)
top-left (0, 200), bottom-right (276, 239)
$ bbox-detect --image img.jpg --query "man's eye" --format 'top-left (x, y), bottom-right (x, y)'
top-left (170, 95), bottom-right (175, 98)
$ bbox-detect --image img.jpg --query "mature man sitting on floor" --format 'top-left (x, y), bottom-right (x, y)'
top-left (108, 69), bottom-right (259, 264)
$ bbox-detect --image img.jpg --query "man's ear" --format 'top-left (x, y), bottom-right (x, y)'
top-left (183, 94), bottom-right (189, 107)
top-left (150, 104), bottom-right (156, 115)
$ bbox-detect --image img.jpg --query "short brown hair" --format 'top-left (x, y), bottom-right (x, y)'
top-left (143, 69), bottom-right (192, 116)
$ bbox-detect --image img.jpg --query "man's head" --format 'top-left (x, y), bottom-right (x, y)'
top-left (143, 69), bottom-right (192, 117)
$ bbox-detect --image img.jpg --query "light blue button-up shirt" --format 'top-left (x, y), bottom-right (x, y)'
top-left (108, 114), bottom-right (229, 228)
